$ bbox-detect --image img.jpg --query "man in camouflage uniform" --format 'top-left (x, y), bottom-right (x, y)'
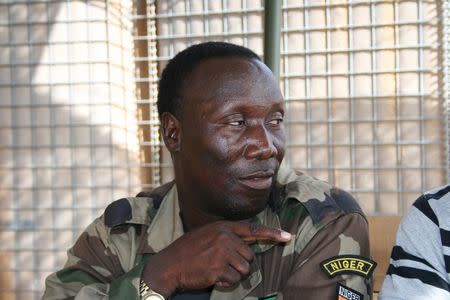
top-left (43, 42), bottom-right (374, 300)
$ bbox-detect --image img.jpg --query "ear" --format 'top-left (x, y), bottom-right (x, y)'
top-left (161, 112), bottom-right (181, 152)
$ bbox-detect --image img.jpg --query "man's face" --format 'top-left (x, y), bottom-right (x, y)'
top-left (176, 57), bottom-right (285, 220)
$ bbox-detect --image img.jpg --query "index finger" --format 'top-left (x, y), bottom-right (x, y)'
top-left (227, 222), bottom-right (292, 243)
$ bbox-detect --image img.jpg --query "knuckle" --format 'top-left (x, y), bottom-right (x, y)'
top-left (214, 221), bottom-right (230, 231)
top-left (216, 247), bottom-right (228, 257)
top-left (233, 270), bottom-right (242, 282)
top-left (211, 261), bottom-right (224, 273)
top-left (244, 246), bottom-right (254, 259)
top-left (207, 273), bottom-right (218, 284)
top-left (225, 269), bottom-right (240, 283)
top-left (249, 223), bottom-right (261, 235)
top-left (215, 231), bottom-right (230, 243)
top-left (240, 261), bottom-right (250, 274)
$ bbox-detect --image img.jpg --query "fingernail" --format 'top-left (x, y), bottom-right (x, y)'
top-left (280, 231), bottom-right (291, 240)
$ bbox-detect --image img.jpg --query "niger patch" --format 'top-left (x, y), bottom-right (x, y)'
top-left (337, 283), bottom-right (363, 300)
top-left (320, 255), bottom-right (376, 279)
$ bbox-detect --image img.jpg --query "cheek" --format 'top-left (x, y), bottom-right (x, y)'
top-left (211, 135), bottom-right (242, 162)
top-left (203, 129), bottom-right (244, 165)
top-left (274, 130), bottom-right (286, 159)
top-left (215, 138), bottom-right (232, 161)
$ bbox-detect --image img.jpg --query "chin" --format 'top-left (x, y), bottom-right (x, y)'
top-left (210, 178), bottom-right (274, 220)
top-left (221, 196), bottom-right (268, 220)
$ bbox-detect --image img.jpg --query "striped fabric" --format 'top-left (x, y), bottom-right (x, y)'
top-left (379, 185), bottom-right (450, 300)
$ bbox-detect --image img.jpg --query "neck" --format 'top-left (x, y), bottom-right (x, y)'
top-left (173, 160), bottom-right (226, 231)
top-left (178, 199), bottom-right (223, 231)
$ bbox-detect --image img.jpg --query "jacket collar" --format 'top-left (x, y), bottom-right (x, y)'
top-left (145, 185), bottom-right (184, 253)
top-left (276, 166), bottom-right (329, 203)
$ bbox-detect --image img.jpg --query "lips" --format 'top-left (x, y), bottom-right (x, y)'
top-left (238, 170), bottom-right (274, 190)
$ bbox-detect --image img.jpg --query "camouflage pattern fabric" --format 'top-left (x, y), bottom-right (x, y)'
top-left (43, 168), bottom-right (372, 299)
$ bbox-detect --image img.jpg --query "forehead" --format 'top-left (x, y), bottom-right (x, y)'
top-left (181, 57), bottom-right (282, 109)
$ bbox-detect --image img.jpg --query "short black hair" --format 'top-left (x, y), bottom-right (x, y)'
top-left (157, 41), bottom-right (261, 119)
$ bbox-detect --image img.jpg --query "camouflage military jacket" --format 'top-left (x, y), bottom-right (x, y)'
top-left (43, 168), bottom-right (373, 300)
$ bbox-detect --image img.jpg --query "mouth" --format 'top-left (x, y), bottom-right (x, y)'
top-left (238, 170), bottom-right (274, 190)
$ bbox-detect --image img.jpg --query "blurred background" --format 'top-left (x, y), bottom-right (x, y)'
top-left (0, 0), bottom-right (449, 298)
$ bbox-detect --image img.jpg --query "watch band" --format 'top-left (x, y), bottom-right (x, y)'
top-left (139, 279), bottom-right (165, 300)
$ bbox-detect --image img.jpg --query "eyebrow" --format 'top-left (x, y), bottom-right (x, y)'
top-left (206, 98), bottom-right (285, 115)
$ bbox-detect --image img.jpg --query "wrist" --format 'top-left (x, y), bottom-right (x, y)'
top-left (140, 279), bottom-right (166, 300)
top-left (142, 257), bottom-right (177, 298)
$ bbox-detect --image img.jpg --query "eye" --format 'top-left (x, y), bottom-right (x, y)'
top-left (268, 117), bottom-right (283, 126)
top-left (228, 120), bottom-right (245, 126)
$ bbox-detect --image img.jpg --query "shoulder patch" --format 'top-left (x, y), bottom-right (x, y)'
top-left (330, 188), bottom-right (363, 216)
top-left (337, 283), bottom-right (363, 300)
top-left (304, 189), bottom-right (364, 225)
top-left (283, 171), bottom-right (364, 225)
top-left (320, 255), bottom-right (376, 279)
top-left (104, 198), bottom-right (132, 228)
top-left (301, 192), bottom-right (338, 224)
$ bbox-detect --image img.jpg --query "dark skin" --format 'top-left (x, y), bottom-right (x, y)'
top-left (143, 57), bottom-right (290, 297)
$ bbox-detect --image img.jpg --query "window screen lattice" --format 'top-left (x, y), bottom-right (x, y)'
top-left (0, 1), bottom-right (138, 299)
top-left (135, 0), bottom-right (447, 216)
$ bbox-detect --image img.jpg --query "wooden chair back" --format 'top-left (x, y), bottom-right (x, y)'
top-left (368, 216), bottom-right (402, 293)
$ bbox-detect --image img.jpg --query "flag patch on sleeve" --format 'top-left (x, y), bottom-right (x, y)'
top-left (337, 283), bottom-right (363, 300)
top-left (320, 255), bottom-right (376, 279)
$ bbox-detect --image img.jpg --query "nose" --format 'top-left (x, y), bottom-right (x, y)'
top-left (243, 124), bottom-right (278, 160)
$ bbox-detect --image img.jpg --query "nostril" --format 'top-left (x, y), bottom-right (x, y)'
top-left (242, 125), bottom-right (277, 160)
top-left (261, 144), bottom-right (278, 160)
top-left (243, 141), bottom-right (277, 160)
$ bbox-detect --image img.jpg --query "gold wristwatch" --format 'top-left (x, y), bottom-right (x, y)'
top-left (139, 279), bottom-right (165, 300)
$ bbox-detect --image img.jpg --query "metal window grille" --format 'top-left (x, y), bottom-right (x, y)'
top-left (135, 0), bottom-right (447, 215)
top-left (444, 0), bottom-right (450, 178)
top-left (0, 1), bottom-right (139, 299)
top-left (279, 0), bottom-right (446, 214)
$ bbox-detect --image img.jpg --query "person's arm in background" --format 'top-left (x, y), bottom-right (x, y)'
top-left (282, 212), bottom-right (373, 299)
top-left (379, 190), bottom-right (450, 300)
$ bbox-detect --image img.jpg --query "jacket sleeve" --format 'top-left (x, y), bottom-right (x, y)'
top-left (379, 203), bottom-right (450, 299)
top-left (42, 217), bottom-right (146, 300)
top-left (282, 212), bottom-right (373, 299)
